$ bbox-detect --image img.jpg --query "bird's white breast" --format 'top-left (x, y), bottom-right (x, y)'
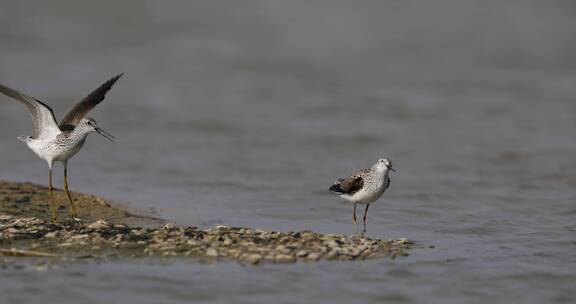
top-left (25, 133), bottom-right (86, 164)
top-left (340, 175), bottom-right (388, 204)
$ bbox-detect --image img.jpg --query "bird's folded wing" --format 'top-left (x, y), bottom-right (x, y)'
top-left (59, 74), bottom-right (123, 128)
top-left (0, 84), bottom-right (60, 139)
top-left (339, 169), bottom-right (369, 194)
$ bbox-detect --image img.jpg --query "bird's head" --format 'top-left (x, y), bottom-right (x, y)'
top-left (372, 158), bottom-right (396, 173)
top-left (79, 117), bottom-right (114, 142)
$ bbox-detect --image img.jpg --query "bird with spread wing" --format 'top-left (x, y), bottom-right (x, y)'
top-left (0, 74), bottom-right (122, 222)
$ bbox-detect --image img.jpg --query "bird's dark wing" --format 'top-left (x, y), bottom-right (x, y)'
top-left (330, 169), bottom-right (369, 195)
top-left (0, 83), bottom-right (60, 139)
top-left (59, 73), bottom-right (123, 128)
top-left (340, 176), bottom-right (364, 194)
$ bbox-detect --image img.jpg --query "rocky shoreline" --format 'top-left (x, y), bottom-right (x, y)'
top-left (0, 181), bottom-right (413, 265)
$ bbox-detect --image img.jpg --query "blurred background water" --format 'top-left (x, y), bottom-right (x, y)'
top-left (1, 1), bottom-right (575, 303)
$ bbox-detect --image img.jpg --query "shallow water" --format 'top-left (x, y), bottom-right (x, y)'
top-left (1, 1), bottom-right (576, 303)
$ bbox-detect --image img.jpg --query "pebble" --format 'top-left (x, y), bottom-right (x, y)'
top-left (275, 254), bottom-right (296, 263)
top-left (397, 238), bottom-right (410, 244)
top-left (325, 250), bottom-right (340, 260)
top-left (162, 223), bottom-right (175, 230)
top-left (87, 220), bottom-right (110, 230)
top-left (245, 254), bottom-right (262, 265)
top-left (44, 232), bottom-right (58, 238)
top-left (325, 240), bottom-right (340, 248)
top-left (296, 250), bottom-right (309, 257)
top-left (306, 252), bottom-right (321, 261)
top-left (205, 248), bottom-right (219, 257)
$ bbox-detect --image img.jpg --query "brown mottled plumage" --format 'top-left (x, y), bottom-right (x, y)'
top-left (330, 169), bottom-right (369, 195)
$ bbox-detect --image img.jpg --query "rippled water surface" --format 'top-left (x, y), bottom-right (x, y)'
top-left (1, 1), bottom-right (576, 303)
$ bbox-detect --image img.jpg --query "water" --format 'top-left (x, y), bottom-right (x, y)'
top-left (1, 1), bottom-right (576, 303)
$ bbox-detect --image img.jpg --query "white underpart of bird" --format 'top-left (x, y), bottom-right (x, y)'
top-left (21, 118), bottom-right (100, 169)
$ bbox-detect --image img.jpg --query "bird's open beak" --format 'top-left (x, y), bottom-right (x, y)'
top-left (96, 127), bottom-right (115, 142)
top-left (389, 166), bottom-right (396, 172)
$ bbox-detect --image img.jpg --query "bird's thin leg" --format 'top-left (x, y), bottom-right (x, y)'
top-left (48, 167), bottom-right (56, 223)
top-left (353, 203), bottom-right (358, 235)
top-left (362, 204), bottom-right (370, 235)
top-left (63, 162), bottom-right (77, 218)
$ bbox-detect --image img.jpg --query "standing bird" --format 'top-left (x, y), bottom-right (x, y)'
top-left (329, 158), bottom-right (395, 234)
top-left (0, 74), bottom-right (122, 222)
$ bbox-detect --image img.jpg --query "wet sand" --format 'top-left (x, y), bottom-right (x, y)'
top-left (0, 180), bottom-right (163, 226)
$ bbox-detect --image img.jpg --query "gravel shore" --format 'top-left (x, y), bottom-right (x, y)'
top-left (0, 181), bottom-right (413, 265)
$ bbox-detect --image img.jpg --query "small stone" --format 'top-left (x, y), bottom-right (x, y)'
top-left (295, 250), bottom-right (308, 257)
top-left (275, 254), bottom-right (295, 263)
top-left (87, 220), bottom-right (110, 230)
top-left (275, 245), bottom-right (292, 255)
top-left (245, 254), bottom-right (262, 265)
top-left (186, 240), bottom-right (199, 246)
top-left (345, 248), bottom-right (361, 257)
top-left (397, 238), bottom-right (409, 244)
top-left (162, 223), bottom-right (175, 229)
top-left (241, 241), bottom-right (256, 248)
top-left (0, 215), bottom-right (13, 221)
top-left (67, 234), bottom-right (90, 243)
top-left (44, 232), bottom-right (58, 238)
top-left (264, 254), bottom-right (276, 262)
top-left (131, 229), bottom-right (145, 236)
top-left (306, 252), bottom-right (321, 261)
top-left (205, 248), bottom-right (219, 257)
top-left (325, 240), bottom-right (340, 248)
top-left (326, 250), bottom-right (340, 260)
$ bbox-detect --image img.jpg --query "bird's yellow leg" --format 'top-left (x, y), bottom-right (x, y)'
top-left (48, 168), bottom-right (57, 223)
top-left (63, 164), bottom-right (77, 218)
top-left (362, 204), bottom-right (370, 235)
top-left (353, 203), bottom-right (358, 235)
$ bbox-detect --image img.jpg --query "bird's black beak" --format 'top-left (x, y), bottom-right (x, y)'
top-left (96, 127), bottom-right (115, 142)
top-left (389, 166), bottom-right (396, 172)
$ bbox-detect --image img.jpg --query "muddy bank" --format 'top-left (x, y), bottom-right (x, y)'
top-left (0, 181), bottom-right (414, 265)
top-left (0, 181), bottom-right (163, 226)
